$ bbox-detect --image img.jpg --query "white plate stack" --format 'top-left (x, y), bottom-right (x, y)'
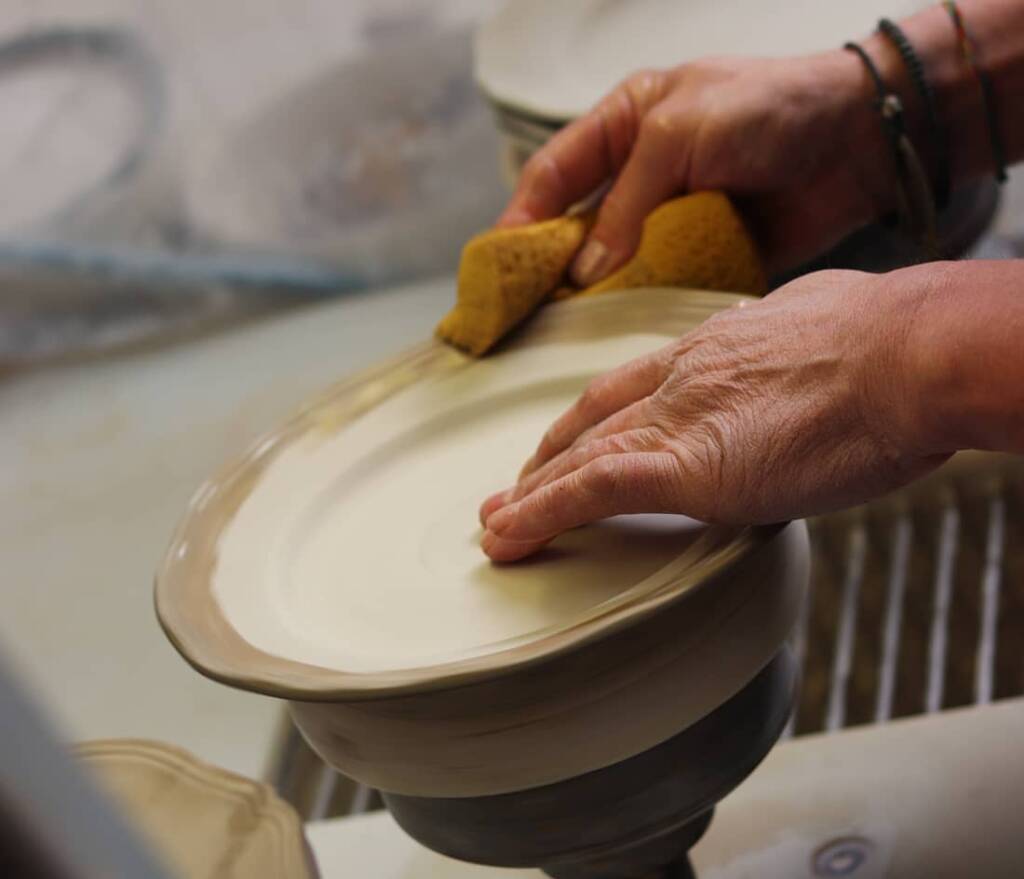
top-left (474, 0), bottom-right (921, 185)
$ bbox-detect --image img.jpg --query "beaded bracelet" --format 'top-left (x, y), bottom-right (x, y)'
top-left (877, 17), bottom-right (951, 209)
top-left (844, 41), bottom-right (938, 257)
top-left (943, 1), bottom-right (1008, 183)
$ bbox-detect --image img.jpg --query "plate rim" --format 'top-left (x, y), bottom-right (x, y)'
top-left (155, 286), bottom-right (777, 701)
top-left (77, 738), bottom-right (313, 878)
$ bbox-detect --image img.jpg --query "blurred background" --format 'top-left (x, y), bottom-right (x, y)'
top-left (0, 0), bottom-right (509, 789)
top-left (0, 0), bottom-right (509, 363)
top-left (4, 1), bottom-right (1024, 872)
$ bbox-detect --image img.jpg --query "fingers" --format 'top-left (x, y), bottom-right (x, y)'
top-left (479, 422), bottom-right (658, 526)
top-left (481, 453), bottom-right (683, 561)
top-left (496, 114), bottom-right (615, 227)
top-left (497, 69), bottom-right (672, 227)
top-left (521, 345), bottom-right (676, 478)
top-left (523, 403), bottom-right (659, 493)
top-left (571, 105), bottom-right (690, 286)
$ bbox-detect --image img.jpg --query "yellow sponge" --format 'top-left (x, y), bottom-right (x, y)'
top-left (436, 191), bottom-right (765, 356)
top-left (579, 192), bottom-right (766, 298)
top-left (436, 214), bottom-right (589, 356)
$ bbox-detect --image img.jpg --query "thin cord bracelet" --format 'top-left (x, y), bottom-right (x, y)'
top-left (943, 1), bottom-right (1008, 183)
top-left (844, 41), bottom-right (938, 257)
top-left (877, 17), bottom-right (951, 210)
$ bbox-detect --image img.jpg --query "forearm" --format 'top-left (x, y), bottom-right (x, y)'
top-left (864, 0), bottom-right (1024, 187)
top-left (900, 259), bottom-right (1024, 455)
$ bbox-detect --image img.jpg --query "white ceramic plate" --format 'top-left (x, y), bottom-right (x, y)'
top-left (213, 331), bottom-right (706, 674)
top-left (77, 739), bottom-right (316, 879)
top-left (476, 0), bottom-right (926, 122)
top-left (157, 288), bottom-right (800, 706)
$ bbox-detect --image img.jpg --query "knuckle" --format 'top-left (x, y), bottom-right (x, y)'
top-left (585, 434), bottom-right (633, 463)
top-left (563, 445), bottom-right (590, 473)
top-left (682, 58), bottom-right (716, 78)
top-left (624, 67), bottom-right (659, 86)
top-left (537, 429), bottom-right (561, 460)
top-left (639, 110), bottom-right (677, 145)
top-left (543, 416), bottom-right (565, 444)
top-left (578, 377), bottom-right (608, 413)
top-left (604, 432), bottom-right (636, 454)
top-left (586, 456), bottom-right (622, 495)
top-left (660, 336), bottom-right (694, 369)
top-left (520, 151), bottom-right (560, 190)
top-left (650, 454), bottom-right (684, 502)
top-left (665, 424), bottom-right (731, 521)
top-left (702, 306), bottom-right (736, 327)
top-left (519, 152), bottom-right (544, 185)
top-left (645, 421), bottom-right (677, 448)
top-left (782, 268), bottom-right (864, 298)
top-left (816, 268), bottom-right (866, 285)
top-left (669, 351), bottom-right (697, 386)
top-left (621, 68), bottom-right (664, 102)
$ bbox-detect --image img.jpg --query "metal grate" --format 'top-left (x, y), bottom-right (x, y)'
top-left (271, 453), bottom-right (1024, 815)
top-left (791, 453), bottom-right (1024, 736)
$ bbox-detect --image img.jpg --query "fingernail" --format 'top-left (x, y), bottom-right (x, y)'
top-left (479, 489), bottom-right (513, 526)
top-left (571, 241), bottom-right (610, 287)
top-left (486, 505), bottom-right (516, 536)
top-left (481, 530), bottom-right (531, 563)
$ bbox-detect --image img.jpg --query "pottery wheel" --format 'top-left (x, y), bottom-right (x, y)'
top-left (157, 288), bottom-right (809, 878)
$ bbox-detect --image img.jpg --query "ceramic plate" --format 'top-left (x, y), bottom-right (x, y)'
top-left (157, 288), bottom-right (772, 699)
top-left (476, 0), bottom-right (925, 122)
top-left (77, 739), bottom-right (316, 879)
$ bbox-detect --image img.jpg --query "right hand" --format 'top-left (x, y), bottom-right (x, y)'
top-left (497, 51), bottom-right (895, 284)
top-left (479, 266), bottom-right (952, 562)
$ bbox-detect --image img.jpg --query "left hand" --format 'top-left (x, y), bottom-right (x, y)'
top-left (495, 52), bottom-right (894, 283)
top-left (479, 267), bottom-right (951, 562)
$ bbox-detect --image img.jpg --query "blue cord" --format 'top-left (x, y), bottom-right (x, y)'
top-left (0, 26), bottom-right (369, 298)
top-left (0, 239), bottom-right (367, 295)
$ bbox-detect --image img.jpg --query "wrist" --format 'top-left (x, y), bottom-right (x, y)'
top-left (834, 1), bottom-right (1020, 229)
top-left (848, 266), bottom-right (941, 460)
top-left (898, 260), bottom-right (1024, 456)
top-left (861, 1), bottom-right (1024, 192)
top-left (862, 8), bottom-right (971, 190)
top-left (875, 263), bottom-right (959, 458)
top-left (824, 22), bottom-right (958, 233)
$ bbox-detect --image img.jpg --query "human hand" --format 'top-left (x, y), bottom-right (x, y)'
top-left (497, 52), bottom-right (895, 283)
top-left (479, 268), bottom-right (951, 562)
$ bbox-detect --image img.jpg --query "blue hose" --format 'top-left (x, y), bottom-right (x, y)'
top-left (0, 238), bottom-right (367, 296)
top-left (0, 26), bottom-right (368, 298)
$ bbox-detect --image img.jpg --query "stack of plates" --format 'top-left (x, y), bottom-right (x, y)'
top-left (474, 0), bottom-right (918, 181)
top-left (487, 104), bottom-right (564, 185)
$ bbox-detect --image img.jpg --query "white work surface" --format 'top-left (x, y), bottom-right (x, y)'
top-left (308, 699), bottom-right (1024, 879)
top-left (0, 278), bottom-right (452, 777)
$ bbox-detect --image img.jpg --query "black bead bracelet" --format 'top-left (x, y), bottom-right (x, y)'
top-left (877, 17), bottom-right (952, 210)
top-left (844, 41), bottom-right (938, 258)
